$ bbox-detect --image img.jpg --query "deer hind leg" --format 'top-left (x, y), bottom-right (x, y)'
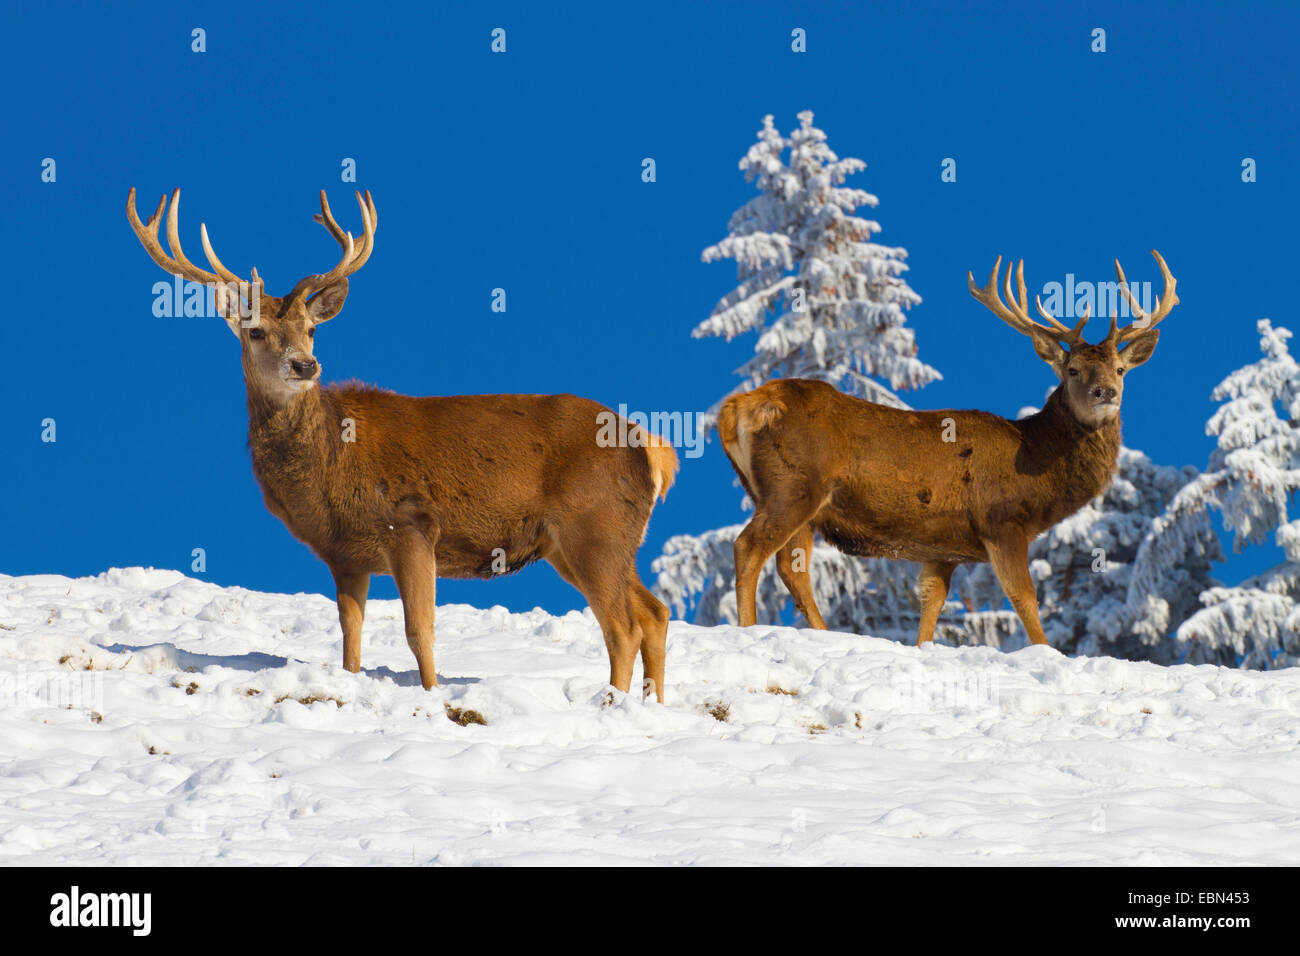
top-left (632, 582), bottom-right (670, 702)
top-left (332, 568), bottom-right (370, 672)
top-left (985, 536), bottom-right (1050, 646)
top-left (546, 536), bottom-right (642, 696)
top-left (389, 525), bottom-right (439, 690)
top-left (916, 560), bottom-right (956, 645)
top-left (775, 524), bottom-right (826, 629)
top-left (734, 497), bottom-right (822, 627)
top-left (588, 587), bottom-right (641, 696)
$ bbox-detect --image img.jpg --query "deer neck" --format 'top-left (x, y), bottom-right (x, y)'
top-left (244, 377), bottom-right (338, 530)
top-left (1019, 385), bottom-right (1121, 517)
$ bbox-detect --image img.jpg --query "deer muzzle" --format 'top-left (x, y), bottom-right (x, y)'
top-left (280, 352), bottom-right (321, 389)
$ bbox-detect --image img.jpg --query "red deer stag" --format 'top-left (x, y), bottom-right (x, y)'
top-left (719, 252), bottom-right (1177, 647)
top-left (127, 188), bottom-right (678, 699)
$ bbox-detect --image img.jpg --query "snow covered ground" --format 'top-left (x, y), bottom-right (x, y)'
top-left (1, 567), bottom-right (1297, 866)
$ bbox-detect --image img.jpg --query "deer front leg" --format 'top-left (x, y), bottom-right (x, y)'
top-left (985, 536), bottom-right (1050, 646)
top-left (915, 560), bottom-right (956, 645)
top-left (332, 568), bottom-right (370, 672)
top-left (389, 525), bottom-right (439, 690)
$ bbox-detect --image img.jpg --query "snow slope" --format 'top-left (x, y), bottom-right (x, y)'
top-left (1, 568), bottom-right (1297, 866)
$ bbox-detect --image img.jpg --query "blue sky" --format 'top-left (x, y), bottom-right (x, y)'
top-left (3, 0), bottom-right (1296, 614)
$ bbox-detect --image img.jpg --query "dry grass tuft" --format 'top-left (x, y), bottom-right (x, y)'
top-left (444, 704), bottom-right (487, 726)
top-left (275, 693), bottom-right (344, 709)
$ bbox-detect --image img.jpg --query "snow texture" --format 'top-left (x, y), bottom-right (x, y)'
top-left (2, 568), bottom-right (1297, 865)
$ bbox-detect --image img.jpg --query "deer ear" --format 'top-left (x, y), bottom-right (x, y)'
top-left (307, 279), bottom-right (349, 323)
top-left (1119, 329), bottom-right (1160, 370)
top-left (1030, 329), bottom-right (1069, 377)
top-left (213, 281), bottom-right (247, 339)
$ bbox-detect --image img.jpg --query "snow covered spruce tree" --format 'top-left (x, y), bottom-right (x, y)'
top-left (654, 111), bottom-right (938, 628)
top-left (691, 111), bottom-right (939, 419)
top-left (1132, 319), bottom-right (1300, 668)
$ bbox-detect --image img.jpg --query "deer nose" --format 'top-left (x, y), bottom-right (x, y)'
top-left (290, 357), bottom-right (318, 378)
top-left (1092, 386), bottom-right (1117, 402)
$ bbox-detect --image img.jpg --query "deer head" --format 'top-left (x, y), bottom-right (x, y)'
top-left (127, 188), bottom-right (378, 404)
top-left (968, 251), bottom-right (1178, 429)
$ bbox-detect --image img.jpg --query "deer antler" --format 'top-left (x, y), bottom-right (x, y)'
top-left (200, 223), bottom-right (261, 292)
top-left (1103, 250), bottom-right (1179, 347)
top-left (127, 188), bottom-right (255, 291)
top-left (284, 190), bottom-right (378, 302)
top-left (314, 190), bottom-right (378, 271)
top-left (968, 256), bottom-right (1089, 348)
top-left (129, 188), bottom-right (377, 305)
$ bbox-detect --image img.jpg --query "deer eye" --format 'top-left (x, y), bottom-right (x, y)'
top-left (1117, 367), bottom-right (1125, 376)
top-left (1067, 367), bottom-right (1079, 377)
top-left (247, 326), bottom-right (266, 341)
top-left (307, 326), bottom-right (315, 338)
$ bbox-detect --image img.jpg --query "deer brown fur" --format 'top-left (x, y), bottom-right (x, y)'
top-left (720, 252), bottom-right (1177, 647)
top-left (128, 188), bottom-right (679, 699)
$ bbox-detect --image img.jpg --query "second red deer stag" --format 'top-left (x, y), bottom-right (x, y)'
top-left (127, 188), bottom-right (678, 699)
top-left (719, 252), bottom-right (1178, 647)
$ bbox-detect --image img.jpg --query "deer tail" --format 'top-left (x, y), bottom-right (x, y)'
top-left (718, 390), bottom-right (786, 493)
top-left (641, 432), bottom-right (679, 504)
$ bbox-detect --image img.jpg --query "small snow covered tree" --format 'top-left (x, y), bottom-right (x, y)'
top-left (957, 443), bottom-right (1220, 662)
top-left (692, 110), bottom-right (940, 417)
top-left (1140, 319), bottom-right (1300, 668)
top-left (654, 111), bottom-right (938, 628)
